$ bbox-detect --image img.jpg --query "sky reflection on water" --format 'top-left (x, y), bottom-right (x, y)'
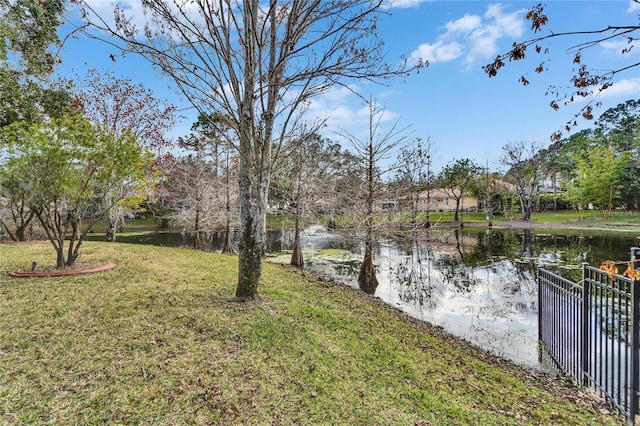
top-left (279, 226), bottom-right (639, 370)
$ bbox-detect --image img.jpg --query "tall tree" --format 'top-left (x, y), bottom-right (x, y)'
top-left (173, 135), bottom-right (216, 250)
top-left (500, 140), bottom-right (544, 221)
top-left (0, 0), bottom-right (71, 127)
top-left (76, 69), bottom-right (177, 242)
top-left (76, 0), bottom-right (422, 300)
top-left (168, 117), bottom-right (238, 252)
top-left (437, 158), bottom-right (479, 223)
top-left (0, 0), bottom-right (72, 238)
top-left (595, 99), bottom-right (640, 152)
top-left (394, 137), bottom-right (433, 226)
top-left (469, 166), bottom-right (503, 226)
top-left (594, 99), bottom-right (640, 209)
top-left (0, 112), bottom-right (156, 267)
top-left (566, 145), bottom-right (631, 216)
top-left (338, 100), bottom-right (409, 293)
top-left (273, 133), bottom-right (341, 268)
top-left (484, 3), bottom-right (640, 140)
top-left (190, 113), bottom-right (238, 254)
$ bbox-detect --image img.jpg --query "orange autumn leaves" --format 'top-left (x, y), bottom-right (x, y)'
top-left (599, 260), bottom-right (640, 281)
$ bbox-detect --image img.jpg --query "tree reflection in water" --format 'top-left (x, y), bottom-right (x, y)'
top-left (303, 227), bottom-right (637, 369)
top-left (390, 235), bottom-right (442, 311)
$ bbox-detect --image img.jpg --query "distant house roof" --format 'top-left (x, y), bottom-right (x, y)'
top-left (416, 188), bottom-right (476, 199)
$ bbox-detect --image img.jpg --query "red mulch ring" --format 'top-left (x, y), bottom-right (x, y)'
top-left (0, 240), bottom-right (42, 244)
top-left (9, 262), bottom-right (116, 278)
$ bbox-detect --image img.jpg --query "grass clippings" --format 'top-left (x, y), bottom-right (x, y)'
top-left (0, 241), bottom-right (623, 425)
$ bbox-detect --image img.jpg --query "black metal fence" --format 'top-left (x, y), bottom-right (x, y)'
top-left (538, 248), bottom-right (640, 425)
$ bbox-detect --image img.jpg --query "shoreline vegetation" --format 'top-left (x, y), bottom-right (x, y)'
top-left (0, 238), bottom-right (625, 424)
top-left (16, 210), bottom-right (637, 237)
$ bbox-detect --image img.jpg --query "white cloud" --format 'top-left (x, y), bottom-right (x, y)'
top-left (601, 39), bottom-right (639, 55)
top-left (382, 0), bottom-right (433, 10)
top-left (627, 0), bottom-right (640, 13)
top-left (84, 1), bottom-right (148, 31)
top-left (305, 86), bottom-right (400, 136)
top-left (410, 40), bottom-right (463, 64)
top-left (484, 3), bottom-right (523, 38)
top-left (444, 14), bottom-right (482, 34)
top-left (600, 77), bottom-right (640, 98)
top-left (409, 3), bottom-right (525, 69)
top-left (77, 1), bottom-right (207, 41)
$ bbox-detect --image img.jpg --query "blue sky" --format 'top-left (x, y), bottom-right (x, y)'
top-left (57, 1), bottom-right (640, 173)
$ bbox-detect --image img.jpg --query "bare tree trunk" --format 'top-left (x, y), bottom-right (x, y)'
top-left (106, 209), bottom-right (117, 242)
top-left (359, 123), bottom-right (378, 292)
top-left (290, 203), bottom-right (303, 268)
top-left (236, 155), bottom-right (266, 299)
top-left (66, 220), bottom-right (83, 266)
top-left (2, 221), bottom-right (17, 241)
top-left (236, 210), bottom-right (265, 300)
top-left (194, 206), bottom-right (201, 250)
top-left (106, 220), bottom-right (116, 242)
top-left (14, 223), bottom-right (28, 241)
top-left (222, 219), bottom-right (234, 254)
top-left (55, 247), bottom-right (65, 268)
top-left (552, 173), bottom-right (558, 210)
top-left (222, 146), bottom-right (234, 255)
top-left (106, 202), bottom-right (122, 242)
top-left (358, 240), bottom-right (378, 294)
top-left (235, 0), bottom-right (266, 301)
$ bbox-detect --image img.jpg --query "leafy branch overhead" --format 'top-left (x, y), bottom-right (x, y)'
top-left (483, 2), bottom-right (640, 141)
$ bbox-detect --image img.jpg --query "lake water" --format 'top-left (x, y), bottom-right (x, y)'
top-left (94, 226), bottom-right (639, 370)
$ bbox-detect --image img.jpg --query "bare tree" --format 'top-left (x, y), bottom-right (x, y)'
top-left (338, 99), bottom-right (409, 293)
top-left (76, 69), bottom-right (177, 242)
top-left (501, 140), bottom-right (544, 221)
top-left (484, 3), bottom-right (640, 140)
top-left (394, 137), bottom-right (433, 226)
top-left (0, 178), bottom-right (36, 241)
top-left (171, 136), bottom-right (216, 250)
top-left (189, 113), bottom-right (239, 254)
top-left (76, 0), bottom-right (422, 300)
top-left (273, 132), bottom-right (341, 268)
top-left (167, 115), bottom-right (239, 251)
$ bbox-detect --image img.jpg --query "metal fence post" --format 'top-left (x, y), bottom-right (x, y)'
top-left (631, 247), bottom-right (640, 271)
top-left (582, 262), bottom-right (590, 388)
top-left (631, 279), bottom-right (639, 425)
top-left (538, 267), bottom-right (542, 343)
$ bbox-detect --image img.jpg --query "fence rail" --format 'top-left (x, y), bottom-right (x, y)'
top-left (538, 248), bottom-right (640, 425)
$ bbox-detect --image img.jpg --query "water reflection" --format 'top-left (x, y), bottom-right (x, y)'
top-left (295, 227), bottom-right (637, 370)
top-left (97, 226), bottom-right (638, 370)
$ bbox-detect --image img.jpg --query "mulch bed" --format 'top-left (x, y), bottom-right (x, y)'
top-left (8, 262), bottom-right (116, 277)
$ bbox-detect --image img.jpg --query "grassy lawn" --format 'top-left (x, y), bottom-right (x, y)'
top-left (0, 242), bottom-right (622, 425)
top-left (530, 210), bottom-right (640, 224)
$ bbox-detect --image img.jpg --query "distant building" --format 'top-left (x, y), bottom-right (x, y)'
top-left (415, 188), bottom-right (478, 212)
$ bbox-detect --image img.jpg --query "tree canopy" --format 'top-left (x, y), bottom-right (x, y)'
top-left (0, 112), bottom-right (157, 267)
top-left (0, 0), bottom-right (71, 127)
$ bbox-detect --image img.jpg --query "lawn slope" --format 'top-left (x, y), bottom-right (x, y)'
top-left (0, 242), bottom-right (621, 425)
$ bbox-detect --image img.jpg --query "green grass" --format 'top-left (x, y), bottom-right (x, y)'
top-left (0, 242), bottom-right (622, 425)
top-left (529, 210), bottom-right (640, 224)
